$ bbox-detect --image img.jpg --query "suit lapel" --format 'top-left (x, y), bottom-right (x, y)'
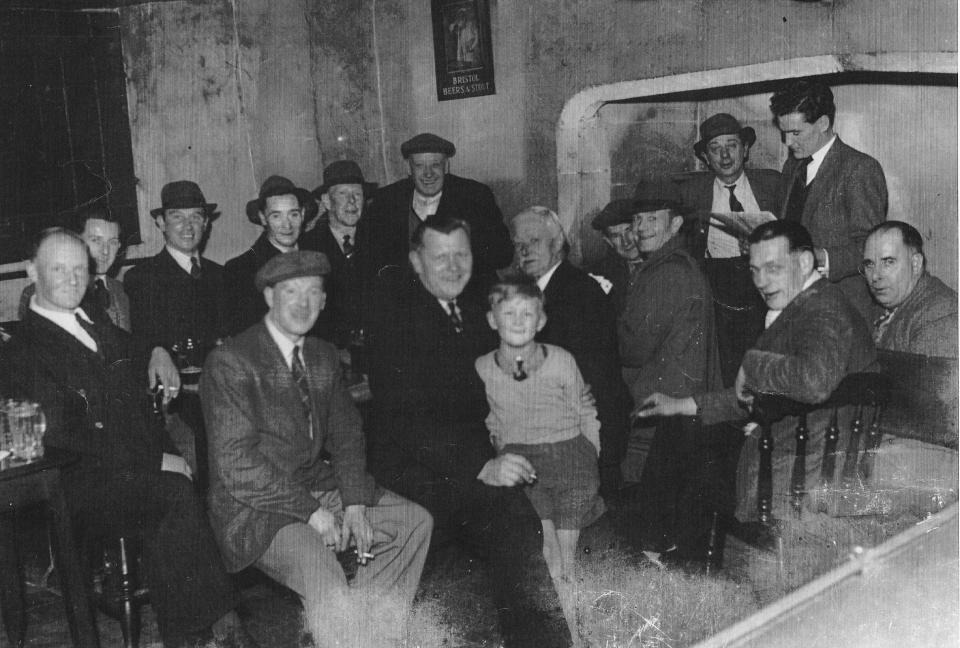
top-left (802, 138), bottom-right (845, 221)
top-left (253, 323), bottom-right (316, 442)
top-left (24, 311), bottom-right (108, 381)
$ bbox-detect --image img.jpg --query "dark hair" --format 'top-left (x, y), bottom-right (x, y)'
top-left (769, 79), bottom-right (836, 127)
top-left (868, 220), bottom-right (926, 268)
top-left (748, 219), bottom-right (815, 254)
top-left (487, 275), bottom-right (545, 310)
top-left (30, 227), bottom-right (87, 261)
top-left (410, 214), bottom-right (472, 249)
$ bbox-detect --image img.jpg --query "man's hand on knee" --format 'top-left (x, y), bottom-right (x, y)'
top-left (308, 507), bottom-right (341, 548)
top-left (477, 453), bottom-right (537, 487)
top-left (341, 505), bottom-right (375, 564)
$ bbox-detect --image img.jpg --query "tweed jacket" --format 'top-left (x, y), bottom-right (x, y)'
top-left (678, 168), bottom-right (783, 260)
top-left (367, 276), bottom-right (497, 490)
top-left (224, 233), bottom-right (282, 336)
top-left (19, 276), bottom-right (130, 332)
top-left (0, 311), bottom-right (172, 495)
top-left (124, 247), bottom-right (230, 355)
top-left (200, 322), bottom-right (378, 572)
top-left (364, 174), bottom-right (513, 285)
top-left (778, 137), bottom-right (888, 312)
top-left (539, 260), bottom-right (631, 464)
top-left (618, 235), bottom-right (722, 403)
top-left (875, 272), bottom-right (958, 358)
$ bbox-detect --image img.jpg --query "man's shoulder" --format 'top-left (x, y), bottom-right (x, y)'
top-left (549, 261), bottom-right (606, 300)
top-left (443, 173), bottom-right (492, 194)
top-left (830, 137), bottom-right (883, 170)
top-left (745, 167), bottom-right (783, 184)
top-left (911, 274), bottom-right (958, 318)
top-left (224, 245), bottom-right (258, 273)
top-left (123, 252), bottom-right (165, 281)
top-left (371, 178), bottom-right (414, 202)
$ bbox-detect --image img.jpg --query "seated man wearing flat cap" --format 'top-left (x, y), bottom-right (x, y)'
top-left (202, 251), bottom-right (432, 648)
top-left (365, 133), bottom-right (513, 295)
top-left (300, 160), bottom-right (378, 353)
top-left (587, 199), bottom-right (644, 315)
top-left (225, 175), bottom-right (318, 335)
top-left (678, 113), bottom-right (781, 388)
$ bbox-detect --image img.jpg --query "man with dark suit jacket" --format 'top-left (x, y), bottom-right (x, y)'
top-left (202, 251), bottom-right (431, 648)
top-left (300, 160), bottom-right (378, 354)
top-left (771, 79), bottom-right (888, 316)
top-left (225, 176), bottom-right (317, 335)
top-left (2, 229), bottom-right (254, 648)
top-left (586, 199), bottom-right (643, 316)
top-left (364, 133), bottom-right (513, 295)
top-left (367, 215), bottom-right (572, 648)
top-left (678, 113), bottom-right (782, 387)
top-left (124, 180), bottom-right (231, 360)
top-left (639, 220), bottom-right (877, 522)
top-left (510, 206), bottom-right (630, 498)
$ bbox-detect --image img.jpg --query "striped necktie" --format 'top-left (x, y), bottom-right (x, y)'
top-left (190, 256), bottom-right (201, 279)
top-left (290, 346), bottom-right (313, 438)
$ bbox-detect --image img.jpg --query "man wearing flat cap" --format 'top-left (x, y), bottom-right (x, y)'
top-left (617, 177), bottom-right (723, 566)
top-left (587, 199), bottom-right (644, 315)
top-left (225, 175), bottom-right (318, 335)
top-left (365, 132), bottom-right (513, 294)
top-left (300, 160), bottom-right (378, 351)
top-left (202, 251), bottom-right (432, 648)
top-left (678, 113), bottom-right (781, 388)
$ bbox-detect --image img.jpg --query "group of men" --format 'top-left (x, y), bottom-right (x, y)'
top-left (1, 76), bottom-right (956, 648)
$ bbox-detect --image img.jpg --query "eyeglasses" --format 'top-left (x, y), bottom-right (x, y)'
top-left (858, 257), bottom-right (899, 277)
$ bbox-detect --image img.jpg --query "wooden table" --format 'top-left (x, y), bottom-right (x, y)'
top-left (0, 448), bottom-right (100, 648)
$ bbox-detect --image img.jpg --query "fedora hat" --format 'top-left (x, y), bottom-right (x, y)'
top-left (313, 160), bottom-right (378, 197)
top-left (693, 113), bottom-right (757, 158)
top-left (150, 181), bottom-right (218, 219)
top-left (246, 176), bottom-right (318, 225)
top-left (632, 176), bottom-right (690, 214)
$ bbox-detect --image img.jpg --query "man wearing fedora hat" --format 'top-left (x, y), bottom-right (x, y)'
top-left (125, 180), bottom-right (230, 358)
top-left (300, 160), bottom-right (377, 351)
top-left (365, 133), bottom-right (512, 295)
top-left (225, 175), bottom-right (318, 335)
top-left (678, 113), bottom-right (781, 388)
top-left (617, 177), bottom-right (723, 567)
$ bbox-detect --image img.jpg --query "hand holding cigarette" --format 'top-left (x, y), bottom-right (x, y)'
top-left (341, 504), bottom-right (375, 565)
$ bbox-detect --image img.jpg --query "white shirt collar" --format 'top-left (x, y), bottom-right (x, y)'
top-left (268, 239), bottom-right (297, 254)
top-left (264, 315), bottom-right (303, 371)
top-left (412, 191), bottom-right (442, 220)
top-left (29, 296), bottom-right (98, 351)
top-left (805, 135), bottom-right (837, 184)
top-left (536, 261), bottom-right (563, 292)
top-left (764, 272), bottom-right (820, 329)
top-left (165, 245), bottom-right (199, 275)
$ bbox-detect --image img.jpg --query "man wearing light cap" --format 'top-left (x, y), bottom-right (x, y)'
top-left (225, 175), bottom-right (318, 335)
top-left (365, 132), bottom-right (513, 293)
top-left (202, 251), bottom-right (432, 648)
top-left (678, 113), bottom-right (781, 388)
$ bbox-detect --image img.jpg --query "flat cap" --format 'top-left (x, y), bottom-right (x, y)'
top-left (255, 250), bottom-right (331, 292)
top-left (591, 199), bottom-right (638, 231)
top-left (400, 133), bottom-right (456, 159)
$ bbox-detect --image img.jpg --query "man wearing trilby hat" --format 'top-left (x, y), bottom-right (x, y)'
top-left (225, 175), bottom-right (318, 335)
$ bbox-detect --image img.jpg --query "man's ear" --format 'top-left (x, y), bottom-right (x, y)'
top-left (910, 252), bottom-right (924, 276)
top-left (408, 249), bottom-right (423, 275)
top-left (601, 236), bottom-right (615, 251)
top-left (486, 310), bottom-right (497, 331)
top-left (815, 114), bottom-right (831, 133)
top-left (258, 212), bottom-right (268, 228)
top-left (153, 215), bottom-right (165, 230)
top-left (536, 311), bottom-right (548, 333)
top-left (799, 249), bottom-right (816, 275)
top-left (26, 260), bottom-right (37, 284)
top-left (669, 215), bottom-right (684, 237)
top-left (263, 286), bottom-right (273, 309)
top-left (320, 193), bottom-right (332, 213)
top-left (742, 143), bottom-right (752, 163)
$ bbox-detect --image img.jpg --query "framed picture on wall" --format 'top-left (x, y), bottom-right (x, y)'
top-left (431, 0), bottom-right (495, 101)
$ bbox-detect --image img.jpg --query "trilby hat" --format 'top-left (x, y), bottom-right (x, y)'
top-left (246, 175), bottom-right (318, 225)
top-left (693, 113), bottom-right (756, 158)
top-left (150, 181), bottom-right (218, 219)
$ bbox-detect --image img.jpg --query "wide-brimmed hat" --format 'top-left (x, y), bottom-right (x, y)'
top-left (313, 160), bottom-right (378, 197)
top-left (245, 175), bottom-right (318, 225)
top-left (591, 199), bottom-right (638, 231)
top-left (150, 181), bottom-right (218, 219)
top-left (632, 176), bottom-right (690, 214)
top-left (400, 133), bottom-right (456, 159)
top-left (255, 250), bottom-right (331, 292)
top-left (693, 113), bottom-right (757, 158)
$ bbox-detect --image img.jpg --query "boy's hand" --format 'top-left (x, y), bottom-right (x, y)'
top-left (478, 453), bottom-right (537, 487)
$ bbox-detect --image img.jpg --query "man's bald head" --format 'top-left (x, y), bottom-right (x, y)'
top-left (27, 228), bottom-right (91, 313)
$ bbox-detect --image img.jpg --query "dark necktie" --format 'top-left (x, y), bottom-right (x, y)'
top-left (783, 157), bottom-right (813, 222)
top-left (725, 185), bottom-right (744, 212)
top-left (92, 277), bottom-right (111, 310)
top-left (190, 256), bottom-right (201, 279)
top-left (446, 300), bottom-right (463, 334)
top-left (342, 234), bottom-right (356, 259)
top-left (290, 346), bottom-right (313, 438)
top-left (75, 314), bottom-right (101, 354)
top-left (873, 309), bottom-right (895, 345)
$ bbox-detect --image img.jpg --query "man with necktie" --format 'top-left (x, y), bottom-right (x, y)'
top-left (678, 113), bottom-right (781, 388)
top-left (366, 214), bottom-right (573, 647)
top-left (201, 251), bottom-right (431, 648)
top-left (770, 79), bottom-right (888, 317)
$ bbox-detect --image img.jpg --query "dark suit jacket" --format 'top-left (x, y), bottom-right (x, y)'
top-left (585, 252), bottom-right (633, 316)
top-left (0, 311), bottom-right (174, 505)
top-left (779, 137), bottom-right (887, 313)
top-left (124, 248), bottom-right (231, 356)
top-left (364, 174), bottom-right (513, 288)
top-left (224, 233), bottom-right (281, 336)
top-left (538, 260), bottom-right (631, 465)
top-left (678, 168), bottom-right (782, 260)
top-left (367, 277), bottom-right (497, 491)
top-left (19, 277), bottom-right (130, 332)
top-left (200, 322), bottom-right (378, 572)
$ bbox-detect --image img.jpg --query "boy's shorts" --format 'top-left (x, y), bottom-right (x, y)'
top-left (502, 434), bottom-right (605, 530)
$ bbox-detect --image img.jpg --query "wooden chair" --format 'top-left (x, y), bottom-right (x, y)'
top-left (88, 534), bottom-right (150, 648)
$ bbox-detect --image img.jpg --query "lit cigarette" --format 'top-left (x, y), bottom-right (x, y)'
top-left (359, 552), bottom-right (375, 560)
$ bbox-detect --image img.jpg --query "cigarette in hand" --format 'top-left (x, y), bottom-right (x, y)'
top-left (357, 552), bottom-right (375, 562)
